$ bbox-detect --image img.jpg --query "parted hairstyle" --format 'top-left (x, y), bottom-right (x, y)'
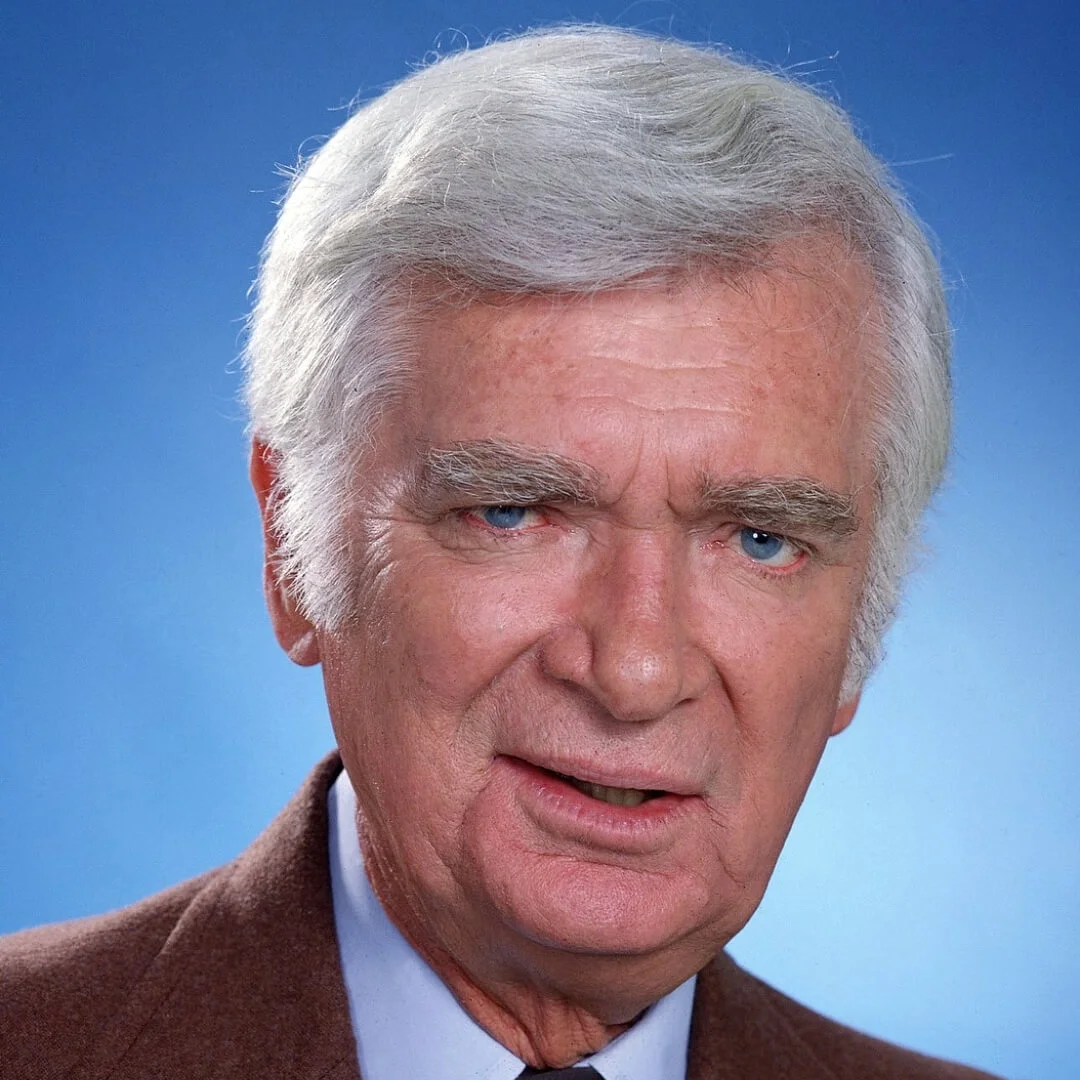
top-left (244, 25), bottom-right (951, 696)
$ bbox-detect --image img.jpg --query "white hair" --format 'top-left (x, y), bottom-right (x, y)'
top-left (244, 25), bottom-right (950, 696)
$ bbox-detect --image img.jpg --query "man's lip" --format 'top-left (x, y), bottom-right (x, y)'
top-left (502, 753), bottom-right (698, 797)
top-left (496, 756), bottom-right (702, 855)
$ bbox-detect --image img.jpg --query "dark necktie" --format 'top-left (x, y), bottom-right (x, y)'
top-left (516, 1069), bottom-right (604, 1079)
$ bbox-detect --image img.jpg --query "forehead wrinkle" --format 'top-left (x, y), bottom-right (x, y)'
top-left (408, 438), bottom-right (603, 509)
top-left (697, 475), bottom-right (860, 539)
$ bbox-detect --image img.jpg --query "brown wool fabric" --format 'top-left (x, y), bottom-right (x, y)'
top-left (1, 753), bottom-right (1004, 1080)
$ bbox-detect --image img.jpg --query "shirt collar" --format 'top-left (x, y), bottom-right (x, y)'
top-left (328, 770), bottom-right (695, 1080)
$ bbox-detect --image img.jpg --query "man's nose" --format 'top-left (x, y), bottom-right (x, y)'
top-left (541, 532), bottom-right (711, 722)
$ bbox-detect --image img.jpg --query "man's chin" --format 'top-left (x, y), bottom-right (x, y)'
top-left (482, 854), bottom-right (723, 962)
top-left (456, 774), bottom-right (754, 979)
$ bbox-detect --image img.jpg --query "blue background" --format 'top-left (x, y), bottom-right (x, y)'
top-left (2, 3), bottom-right (1077, 1078)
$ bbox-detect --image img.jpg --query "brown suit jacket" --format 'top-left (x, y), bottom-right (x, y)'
top-left (1, 754), bottom-right (1001, 1079)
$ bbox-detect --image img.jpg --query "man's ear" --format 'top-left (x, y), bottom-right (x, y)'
top-left (249, 440), bottom-right (320, 667)
top-left (830, 692), bottom-right (861, 736)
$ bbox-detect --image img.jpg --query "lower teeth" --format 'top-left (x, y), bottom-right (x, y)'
top-left (564, 776), bottom-right (653, 807)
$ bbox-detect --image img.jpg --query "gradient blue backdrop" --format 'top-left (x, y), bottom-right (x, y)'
top-left (2, 4), bottom-right (1077, 1078)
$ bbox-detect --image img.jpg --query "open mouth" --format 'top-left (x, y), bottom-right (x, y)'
top-left (547, 769), bottom-right (666, 808)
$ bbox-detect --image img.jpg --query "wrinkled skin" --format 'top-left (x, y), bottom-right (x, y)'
top-left (253, 245), bottom-right (881, 1066)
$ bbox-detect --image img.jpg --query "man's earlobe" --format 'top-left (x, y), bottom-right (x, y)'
top-left (249, 440), bottom-right (321, 667)
top-left (830, 693), bottom-right (861, 736)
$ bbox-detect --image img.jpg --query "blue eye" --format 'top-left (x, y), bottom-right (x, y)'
top-left (478, 505), bottom-right (531, 530)
top-left (738, 527), bottom-right (799, 567)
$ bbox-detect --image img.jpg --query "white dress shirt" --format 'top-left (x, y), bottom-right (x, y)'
top-left (328, 770), bottom-right (696, 1080)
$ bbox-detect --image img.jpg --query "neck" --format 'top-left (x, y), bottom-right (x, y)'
top-left (419, 947), bottom-right (635, 1068)
top-left (358, 834), bottom-right (679, 1068)
top-left (356, 804), bottom-right (718, 1068)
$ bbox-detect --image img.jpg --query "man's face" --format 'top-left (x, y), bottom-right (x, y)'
top-left (278, 249), bottom-right (879, 996)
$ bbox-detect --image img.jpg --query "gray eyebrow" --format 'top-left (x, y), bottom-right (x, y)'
top-left (699, 476), bottom-right (860, 541)
top-left (407, 438), bottom-right (602, 512)
top-left (405, 441), bottom-right (858, 541)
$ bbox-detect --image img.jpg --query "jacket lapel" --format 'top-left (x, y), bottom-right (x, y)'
top-left (686, 952), bottom-right (838, 1080)
top-left (72, 754), bottom-right (361, 1080)
top-left (67, 752), bottom-right (837, 1080)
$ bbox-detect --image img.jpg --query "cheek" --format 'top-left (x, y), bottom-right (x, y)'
top-left (699, 573), bottom-right (855, 699)
top-left (320, 632), bottom-right (473, 886)
top-left (389, 553), bottom-right (565, 701)
top-left (325, 550), bottom-right (570, 829)
top-left (697, 572), bottom-right (858, 817)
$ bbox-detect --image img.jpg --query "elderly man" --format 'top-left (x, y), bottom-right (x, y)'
top-left (2, 25), bottom-right (999, 1080)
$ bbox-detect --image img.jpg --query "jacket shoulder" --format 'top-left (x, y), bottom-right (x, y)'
top-left (744, 960), bottom-right (1001, 1079)
top-left (691, 953), bottom-right (1003, 1080)
top-left (0, 869), bottom-right (223, 1078)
